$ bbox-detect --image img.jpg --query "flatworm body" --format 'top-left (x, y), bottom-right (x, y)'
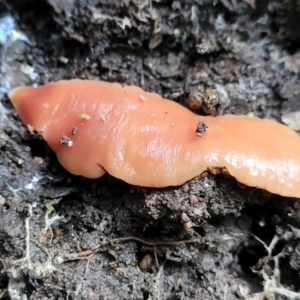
top-left (9, 80), bottom-right (300, 198)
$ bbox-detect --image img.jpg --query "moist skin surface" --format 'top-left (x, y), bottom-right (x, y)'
top-left (9, 79), bottom-right (300, 198)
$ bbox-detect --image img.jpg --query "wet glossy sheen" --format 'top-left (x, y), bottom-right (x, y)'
top-left (9, 79), bottom-right (300, 198)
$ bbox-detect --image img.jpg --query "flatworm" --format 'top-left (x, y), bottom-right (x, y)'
top-left (9, 79), bottom-right (300, 198)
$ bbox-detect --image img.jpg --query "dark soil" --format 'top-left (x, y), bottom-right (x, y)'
top-left (1, 1), bottom-right (300, 299)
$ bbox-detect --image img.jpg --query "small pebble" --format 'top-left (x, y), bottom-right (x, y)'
top-left (281, 111), bottom-right (300, 131)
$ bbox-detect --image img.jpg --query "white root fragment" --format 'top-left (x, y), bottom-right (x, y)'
top-left (249, 235), bottom-right (300, 300)
top-left (80, 113), bottom-right (90, 120)
top-left (139, 94), bottom-right (146, 101)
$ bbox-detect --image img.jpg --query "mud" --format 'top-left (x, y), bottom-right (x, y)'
top-left (1, 1), bottom-right (300, 299)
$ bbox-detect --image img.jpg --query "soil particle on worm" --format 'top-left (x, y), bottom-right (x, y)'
top-left (195, 121), bottom-right (208, 137)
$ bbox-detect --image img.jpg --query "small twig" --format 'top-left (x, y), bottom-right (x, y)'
top-left (75, 236), bottom-right (202, 258)
top-left (73, 236), bottom-right (201, 276)
top-left (110, 236), bottom-right (202, 248)
top-left (77, 249), bottom-right (94, 257)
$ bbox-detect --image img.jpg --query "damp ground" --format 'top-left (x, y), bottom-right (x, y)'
top-left (1, 1), bottom-right (300, 299)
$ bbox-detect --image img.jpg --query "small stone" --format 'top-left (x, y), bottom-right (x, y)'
top-left (33, 156), bottom-right (44, 166)
top-left (281, 111), bottom-right (300, 131)
top-left (0, 194), bottom-right (6, 206)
